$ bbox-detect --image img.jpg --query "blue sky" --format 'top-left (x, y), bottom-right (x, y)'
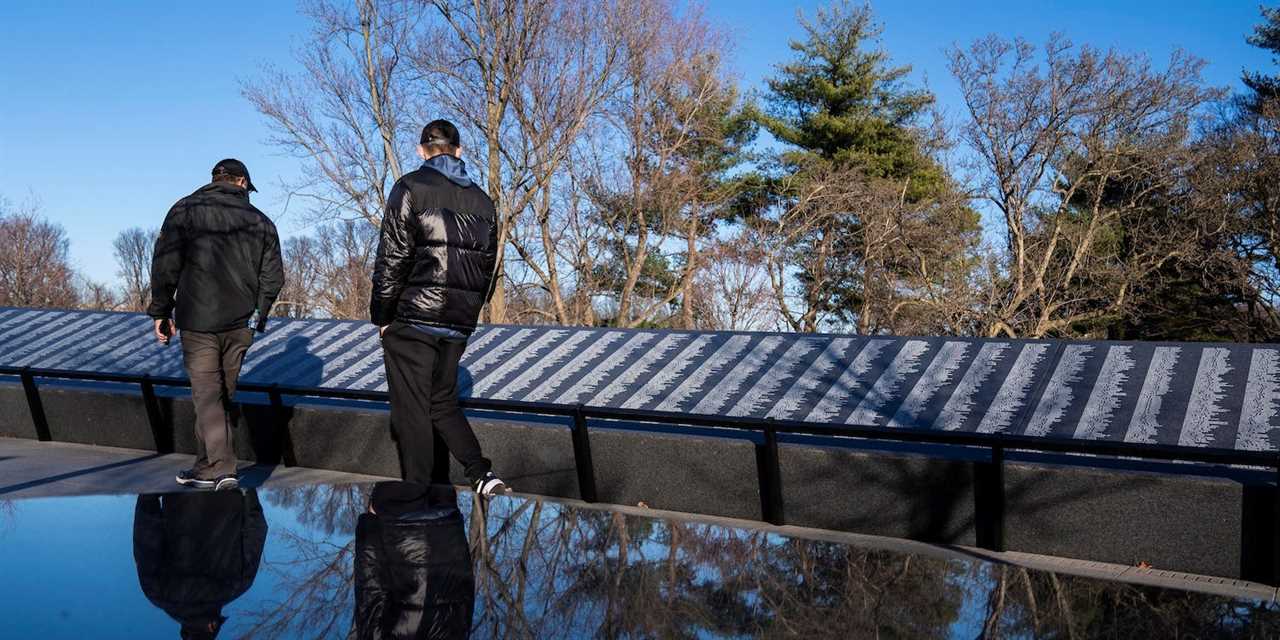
top-left (0, 1), bottom-right (1273, 285)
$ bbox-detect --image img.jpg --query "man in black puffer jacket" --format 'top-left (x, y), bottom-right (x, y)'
top-left (350, 481), bottom-right (474, 640)
top-left (370, 120), bottom-right (508, 503)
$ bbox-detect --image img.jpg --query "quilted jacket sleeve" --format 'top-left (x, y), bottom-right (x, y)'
top-left (255, 221), bottom-right (284, 332)
top-left (482, 210), bottom-right (500, 304)
top-left (147, 202), bottom-right (186, 319)
top-left (369, 181), bottom-right (414, 326)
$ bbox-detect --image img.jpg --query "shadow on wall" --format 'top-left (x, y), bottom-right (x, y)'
top-left (245, 336), bottom-right (325, 467)
top-left (281, 336), bottom-right (324, 390)
top-left (807, 454), bottom-right (978, 543)
top-left (150, 334), bottom-right (329, 467)
top-left (457, 367), bottom-right (474, 399)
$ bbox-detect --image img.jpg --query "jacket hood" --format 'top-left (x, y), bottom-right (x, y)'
top-left (421, 154), bottom-right (472, 188)
top-left (195, 182), bottom-right (250, 201)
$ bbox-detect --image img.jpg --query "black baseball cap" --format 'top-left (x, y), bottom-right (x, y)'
top-left (212, 158), bottom-right (257, 192)
top-left (420, 119), bottom-right (460, 147)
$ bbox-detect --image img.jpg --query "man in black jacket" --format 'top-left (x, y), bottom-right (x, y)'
top-left (351, 481), bottom-right (474, 639)
top-left (133, 489), bottom-right (268, 639)
top-left (370, 120), bottom-right (507, 501)
top-left (149, 159), bottom-right (284, 491)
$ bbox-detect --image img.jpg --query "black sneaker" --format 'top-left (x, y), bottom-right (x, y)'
top-left (473, 472), bottom-right (509, 498)
top-left (176, 469), bottom-right (214, 489)
top-left (212, 475), bottom-right (240, 491)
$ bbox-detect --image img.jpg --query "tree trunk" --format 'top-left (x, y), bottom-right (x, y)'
top-left (485, 94), bottom-right (507, 324)
top-left (681, 213), bottom-right (699, 329)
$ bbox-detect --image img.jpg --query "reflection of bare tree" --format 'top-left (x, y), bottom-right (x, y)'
top-left (0, 499), bottom-right (15, 533)
top-left (467, 497), bottom-right (966, 638)
top-left (227, 486), bottom-right (1280, 639)
top-left (466, 497), bottom-right (1280, 638)
top-left (236, 484), bottom-right (371, 640)
top-left (239, 530), bottom-right (355, 640)
top-left (263, 483), bottom-right (370, 536)
top-left (979, 563), bottom-right (1280, 639)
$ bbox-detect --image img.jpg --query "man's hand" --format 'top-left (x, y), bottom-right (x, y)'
top-left (154, 318), bottom-right (174, 345)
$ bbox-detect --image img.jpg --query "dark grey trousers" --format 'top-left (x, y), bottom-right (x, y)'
top-left (181, 328), bottom-right (254, 478)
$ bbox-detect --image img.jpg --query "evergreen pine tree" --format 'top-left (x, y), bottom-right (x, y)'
top-left (1244, 5), bottom-right (1280, 111)
top-left (752, 1), bottom-right (974, 332)
top-left (759, 0), bottom-right (943, 199)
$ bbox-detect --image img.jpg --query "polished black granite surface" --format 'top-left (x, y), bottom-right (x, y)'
top-left (1, 484), bottom-right (1277, 639)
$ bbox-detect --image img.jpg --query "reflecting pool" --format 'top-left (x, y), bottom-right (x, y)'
top-left (0, 483), bottom-right (1276, 639)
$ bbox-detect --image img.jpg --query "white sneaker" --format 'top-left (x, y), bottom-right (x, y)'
top-left (473, 472), bottom-right (509, 497)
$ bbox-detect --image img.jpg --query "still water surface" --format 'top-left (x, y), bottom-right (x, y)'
top-left (0, 483), bottom-right (1276, 639)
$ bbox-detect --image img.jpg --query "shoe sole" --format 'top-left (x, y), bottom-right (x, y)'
top-left (177, 475), bottom-right (214, 489)
top-left (475, 478), bottom-right (509, 498)
top-left (214, 477), bottom-right (240, 491)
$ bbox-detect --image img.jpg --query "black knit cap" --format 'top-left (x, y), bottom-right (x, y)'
top-left (212, 158), bottom-right (257, 192)
top-left (420, 119), bottom-right (460, 147)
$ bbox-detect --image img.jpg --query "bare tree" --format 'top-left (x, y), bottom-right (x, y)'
top-left (751, 121), bottom-right (982, 337)
top-left (0, 199), bottom-right (79, 309)
top-left (415, 0), bottom-right (639, 324)
top-left (274, 235), bottom-right (324, 319)
top-left (949, 35), bottom-right (1221, 338)
top-left (1212, 99), bottom-right (1280, 310)
top-left (269, 221), bottom-right (377, 321)
top-left (313, 220), bottom-right (379, 319)
top-left (113, 227), bottom-right (158, 311)
top-left (748, 162), bottom-right (887, 333)
top-left (691, 237), bottom-right (780, 331)
top-left (493, 0), bottom-right (639, 325)
top-left (244, 0), bottom-right (422, 228)
top-left (78, 278), bottom-right (118, 311)
top-left (849, 171), bottom-right (984, 336)
top-left (413, 0), bottom-right (549, 323)
top-left (578, 3), bottom-right (749, 328)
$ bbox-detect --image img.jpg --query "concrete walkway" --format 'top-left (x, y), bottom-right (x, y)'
top-left (1, 436), bottom-right (1275, 603)
top-left (0, 436), bottom-right (386, 498)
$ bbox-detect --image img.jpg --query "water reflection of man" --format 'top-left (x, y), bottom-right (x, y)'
top-left (133, 490), bottom-right (268, 639)
top-left (351, 481), bottom-right (474, 639)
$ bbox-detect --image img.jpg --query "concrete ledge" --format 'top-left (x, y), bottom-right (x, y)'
top-left (0, 436), bottom-right (386, 498)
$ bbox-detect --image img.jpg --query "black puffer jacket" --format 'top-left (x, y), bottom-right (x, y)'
top-left (369, 157), bottom-right (498, 334)
top-left (148, 182), bottom-right (284, 333)
top-left (350, 505), bottom-right (474, 639)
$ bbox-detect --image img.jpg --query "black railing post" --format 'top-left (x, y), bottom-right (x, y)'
top-left (19, 367), bottom-right (51, 442)
top-left (570, 404), bottom-right (598, 503)
top-left (975, 444), bottom-right (1007, 552)
top-left (140, 375), bottom-right (172, 453)
top-left (1272, 461), bottom-right (1280, 585)
top-left (269, 385), bottom-right (298, 467)
top-left (758, 421), bottom-right (786, 526)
